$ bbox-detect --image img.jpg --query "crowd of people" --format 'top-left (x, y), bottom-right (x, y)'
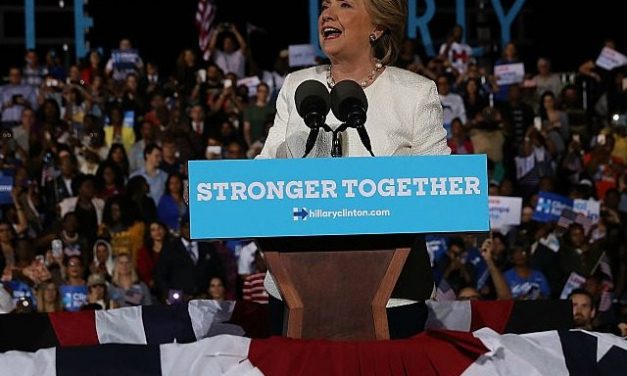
top-left (0, 22), bottom-right (626, 336)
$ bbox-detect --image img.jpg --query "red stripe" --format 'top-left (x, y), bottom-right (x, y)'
top-left (470, 300), bottom-right (515, 333)
top-left (248, 330), bottom-right (488, 375)
top-left (49, 310), bottom-right (99, 346)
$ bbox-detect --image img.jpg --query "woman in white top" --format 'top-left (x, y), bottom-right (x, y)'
top-left (259, 0), bottom-right (449, 159)
top-left (259, 0), bottom-right (450, 337)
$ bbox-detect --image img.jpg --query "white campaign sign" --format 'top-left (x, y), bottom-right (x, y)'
top-left (595, 47), bottom-right (627, 71)
top-left (495, 63), bottom-right (525, 86)
top-left (489, 196), bottom-right (522, 229)
top-left (288, 44), bottom-right (316, 67)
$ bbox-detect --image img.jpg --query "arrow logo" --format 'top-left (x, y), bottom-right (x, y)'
top-left (293, 207), bottom-right (309, 221)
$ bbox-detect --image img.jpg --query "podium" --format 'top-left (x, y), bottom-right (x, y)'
top-left (188, 156), bottom-right (489, 340)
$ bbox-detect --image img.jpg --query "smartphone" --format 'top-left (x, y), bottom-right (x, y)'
top-left (572, 134), bottom-right (580, 143)
top-left (167, 289), bottom-right (184, 305)
top-left (35, 255), bottom-right (45, 264)
top-left (206, 145), bottom-right (222, 155)
top-left (12, 94), bottom-right (23, 105)
top-left (533, 116), bottom-right (542, 131)
top-left (197, 69), bottom-right (207, 83)
top-left (223, 79), bottom-right (233, 89)
top-left (51, 239), bottom-right (63, 258)
top-left (597, 134), bottom-right (606, 146)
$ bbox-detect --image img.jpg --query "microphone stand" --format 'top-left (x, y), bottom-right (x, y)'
top-left (311, 122), bottom-right (374, 158)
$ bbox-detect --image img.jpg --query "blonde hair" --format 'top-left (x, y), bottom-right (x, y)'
top-left (364, 0), bottom-right (407, 65)
top-left (111, 253), bottom-right (139, 286)
top-left (36, 280), bottom-right (62, 313)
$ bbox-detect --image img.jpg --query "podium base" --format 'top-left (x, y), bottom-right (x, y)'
top-left (264, 248), bottom-right (410, 340)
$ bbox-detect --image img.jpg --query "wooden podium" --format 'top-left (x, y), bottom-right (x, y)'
top-left (258, 236), bottom-right (415, 340)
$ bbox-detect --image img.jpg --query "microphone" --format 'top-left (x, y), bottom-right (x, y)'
top-left (330, 80), bottom-right (374, 156)
top-left (295, 80), bottom-right (331, 157)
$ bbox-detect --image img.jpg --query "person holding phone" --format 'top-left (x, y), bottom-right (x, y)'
top-left (0, 67), bottom-right (37, 127)
top-left (208, 23), bottom-right (247, 78)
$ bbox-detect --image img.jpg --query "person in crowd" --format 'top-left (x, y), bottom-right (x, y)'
top-left (36, 280), bottom-right (62, 313)
top-left (130, 120), bottom-right (156, 173)
top-left (105, 38), bottom-right (144, 82)
top-left (45, 154), bottom-right (77, 208)
top-left (209, 23), bottom-right (247, 79)
top-left (136, 221), bottom-right (168, 289)
top-left (503, 244), bottom-right (551, 300)
top-left (243, 82), bottom-right (275, 147)
top-left (175, 49), bottom-right (198, 98)
top-left (125, 175), bottom-right (158, 223)
top-left (104, 106), bottom-right (135, 154)
top-left (12, 107), bottom-right (37, 154)
top-left (438, 24), bottom-right (473, 76)
top-left (23, 50), bottom-right (48, 88)
top-left (159, 138), bottom-right (182, 176)
top-left (0, 67), bottom-right (38, 127)
top-left (130, 143), bottom-right (168, 205)
top-left (157, 173), bottom-right (187, 233)
top-left (99, 195), bottom-right (144, 261)
top-left (570, 288), bottom-right (596, 330)
top-left (447, 118), bottom-right (473, 155)
top-left (500, 84), bottom-right (534, 146)
top-left (86, 273), bottom-right (117, 310)
top-left (395, 38), bottom-right (434, 79)
top-left (59, 174), bottom-right (105, 246)
top-left (206, 276), bottom-right (227, 301)
top-left (80, 50), bottom-right (104, 85)
top-left (106, 143), bottom-right (131, 178)
top-left (436, 237), bottom-right (475, 294)
top-left (461, 77), bottom-right (488, 122)
top-left (437, 74), bottom-right (467, 138)
top-left (109, 253), bottom-right (151, 307)
top-left (89, 238), bottom-right (114, 281)
top-left (532, 58), bottom-right (562, 101)
top-left (95, 161), bottom-right (125, 200)
top-left (59, 256), bottom-right (88, 312)
top-left (153, 217), bottom-right (222, 301)
top-left (493, 42), bottom-right (521, 103)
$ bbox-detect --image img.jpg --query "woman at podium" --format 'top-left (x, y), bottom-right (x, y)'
top-left (258, 0), bottom-right (450, 337)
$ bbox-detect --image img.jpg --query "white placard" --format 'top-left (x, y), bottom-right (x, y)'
top-left (489, 196), bottom-right (523, 229)
top-left (288, 44), bottom-right (316, 67)
top-left (573, 198), bottom-right (600, 224)
top-left (560, 272), bottom-right (586, 300)
top-left (495, 63), bottom-right (525, 86)
top-left (595, 47), bottom-right (627, 71)
top-left (237, 76), bottom-right (261, 97)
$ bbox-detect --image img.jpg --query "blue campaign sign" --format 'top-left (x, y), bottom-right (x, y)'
top-left (533, 191), bottom-right (573, 223)
top-left (0, 176), bottom-right (13, 205)
top-left (188, 155), bottom-right (489, 239)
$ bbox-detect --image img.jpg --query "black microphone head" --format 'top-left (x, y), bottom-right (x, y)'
top-left (330, 80), bottom-right (368, 122)
top-left (295, 80), bottom-right (330, 119)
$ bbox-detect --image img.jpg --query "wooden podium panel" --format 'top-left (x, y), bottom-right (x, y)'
top-left (264, 248), bottom-right (409, 340)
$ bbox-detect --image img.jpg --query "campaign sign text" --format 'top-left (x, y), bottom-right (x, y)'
top-left (188, 155), bottom-right (489, 238)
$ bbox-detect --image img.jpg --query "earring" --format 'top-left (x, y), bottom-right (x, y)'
top-left (369, 34), bottom-right (376, 42)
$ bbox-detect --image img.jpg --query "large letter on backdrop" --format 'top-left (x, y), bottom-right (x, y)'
top-left (491, 0), bottom-right (526, 47)
top-left (407, 0), bottom-right (437, 57)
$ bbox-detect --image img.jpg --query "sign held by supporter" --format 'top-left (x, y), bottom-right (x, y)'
top-left (595, 47), bottom-right (627, 71)
top-left (188, 155), bottom-right (489, 238)
top-left (0, 176), bottom-right (13, 205)
top-left (495, 63), bottom-right (525, 86)
top-left (533, 192), bottom-right (572, 223)
top-left (489, 196), bottom-right (522, 229)
top-left (288, 44), bottom-right (316, 67)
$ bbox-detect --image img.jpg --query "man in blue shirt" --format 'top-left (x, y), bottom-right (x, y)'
top-left (0, 67), bottom-right (38, 127)
top-left (130, 143), bottom-right (168, 205)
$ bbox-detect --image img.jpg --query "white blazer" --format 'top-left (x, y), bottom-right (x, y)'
top-left (259, 65), bottom-right (450, 158)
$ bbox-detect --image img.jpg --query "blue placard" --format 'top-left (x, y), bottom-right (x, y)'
top-left (0, 176), bottom-right (13, 205)
top-left (533, 191), bottom-right (573, 223)
top-left (188, 155), bottom-right (489, 239)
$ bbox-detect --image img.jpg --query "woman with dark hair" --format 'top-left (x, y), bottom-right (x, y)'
top-left (104, 105), bottom-right (135, 154)
top-left (99, 195), bottom-right (144, 262)
top-left (175, 49), bottom-right (198, 98)
top-left (105, 143), bottom-right (130, 177)
top-left (157, 173), bottom-right (186, 233)
top-left (59, 174), bottom-right (105, 248)
top-left (39, 98), bottom-right (70, 145)
top-left (36, 280), bottom-right (63, 312)
top-left (539, 91), bottom-right (570, 150)
top-left (462, 77), bottom-right (488, 122)
top-left (136, 221), bottom-right (168, 288)
top-left (95, 160), bottom-right (125, 200)
top-left (80, 50), bottom-right (104, 85)
top-left (126, 175), bottom-right (158, 223)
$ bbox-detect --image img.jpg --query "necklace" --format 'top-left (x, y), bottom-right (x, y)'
top-left (326, 59), bottom-right (384, 89)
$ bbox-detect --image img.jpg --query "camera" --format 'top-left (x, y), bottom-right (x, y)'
top-left (221, 22), bottom-right (231, 30)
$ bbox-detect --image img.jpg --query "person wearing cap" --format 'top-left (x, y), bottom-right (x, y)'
top-left (86, 273), bottom-right (116, 310)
